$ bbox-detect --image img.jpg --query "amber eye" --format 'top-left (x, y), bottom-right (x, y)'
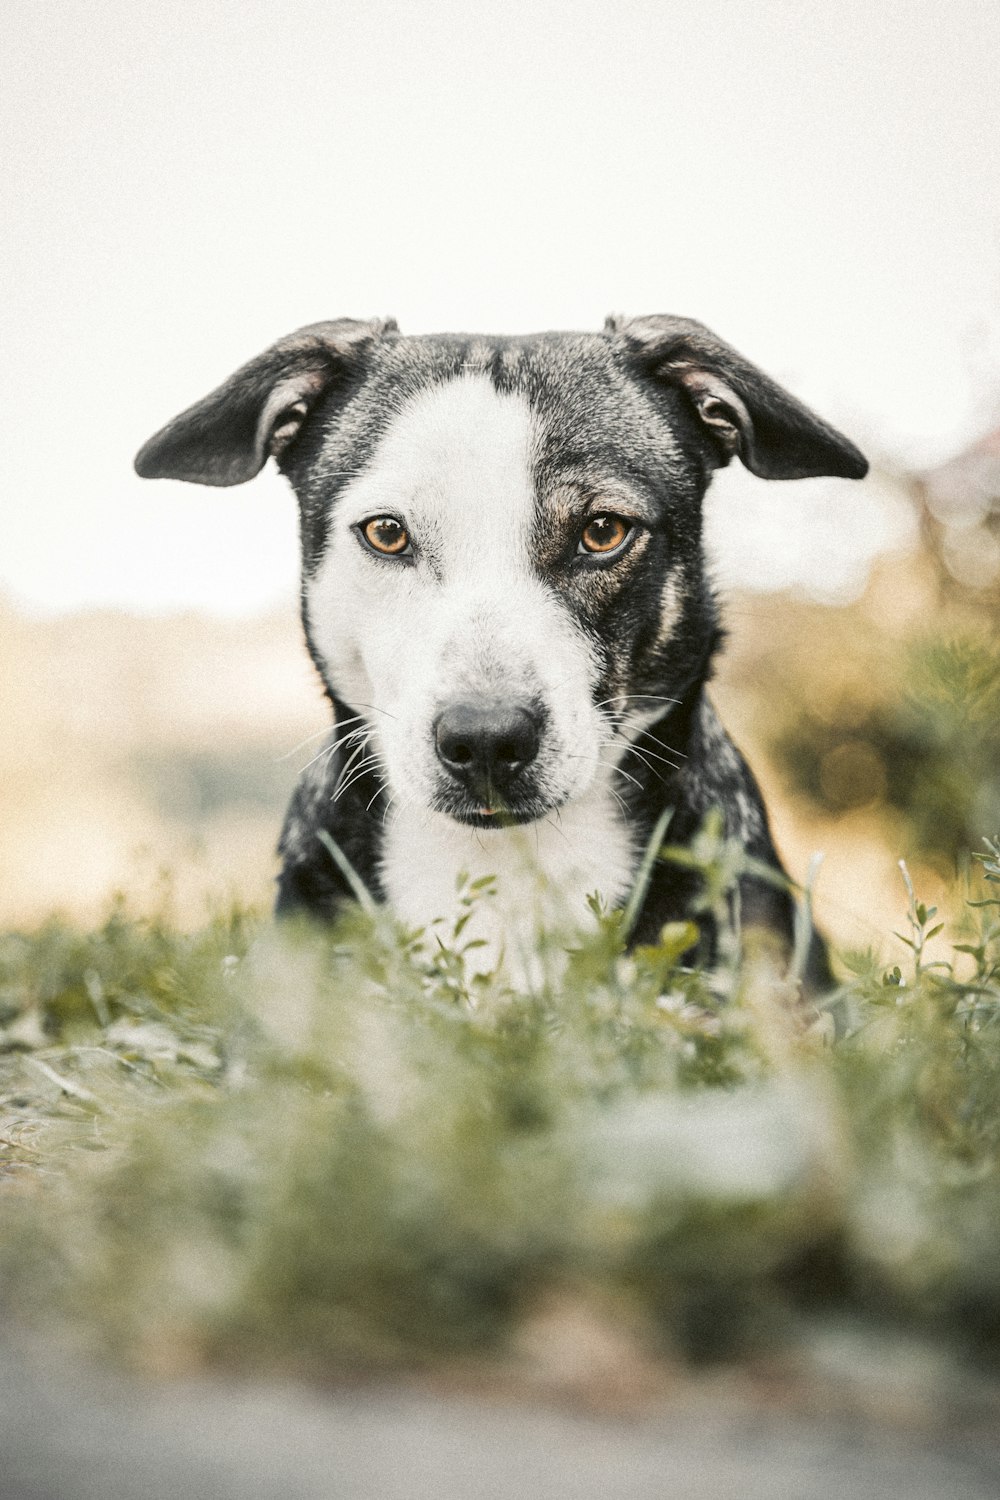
top-left (578, 513), bottom-right (632, 556)
top-left (360, 516), bottom-right (411, 556)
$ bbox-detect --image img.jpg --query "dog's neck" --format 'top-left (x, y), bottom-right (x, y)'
top-left (379, 769), bottom-right (638, 985)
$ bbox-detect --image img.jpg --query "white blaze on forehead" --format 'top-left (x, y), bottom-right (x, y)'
top-left (302, 371), bottom-right (638, 976)
top-left (307, 369), bottom-right (602, 733)
top-left (305, 370), bottom-right (554, 718)
top-left (338, 372), bottom-right (538, 574)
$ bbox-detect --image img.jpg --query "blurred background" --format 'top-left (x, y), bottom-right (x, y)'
top-left (3, 0), bottom-right (1000, 952)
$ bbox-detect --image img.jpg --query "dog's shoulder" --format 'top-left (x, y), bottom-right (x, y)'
top-left (679, 695), bottom-right (769, 847)
top-left (630, 693), bottom-right (798, 953)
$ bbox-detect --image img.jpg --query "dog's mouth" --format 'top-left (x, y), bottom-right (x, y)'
top-left (451, 806), bottom-right (542, 829)
top-left (433, 785), bottom-right (561, 830)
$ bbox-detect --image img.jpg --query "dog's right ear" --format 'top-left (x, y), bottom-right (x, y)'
top-left (134, 318), bottom-right (397, 486)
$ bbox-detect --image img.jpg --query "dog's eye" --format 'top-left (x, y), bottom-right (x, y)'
top-left (360, 516), bottom-right (411, 557)
top-left (578, 514), bottom-right (632, 556)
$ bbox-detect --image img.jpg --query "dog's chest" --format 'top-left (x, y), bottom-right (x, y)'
top-left (380, 789), bottom-right (637, 984)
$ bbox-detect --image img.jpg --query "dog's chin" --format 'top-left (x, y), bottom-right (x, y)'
top-left (431, 787), bottom-right (563, 830)
top-left (448, 807), bottom-right (542, 830)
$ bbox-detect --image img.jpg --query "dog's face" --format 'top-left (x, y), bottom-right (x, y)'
top-left (295, 335), bottom-right (720, 829)
top-left (136, 317), bottom-right (866, 828)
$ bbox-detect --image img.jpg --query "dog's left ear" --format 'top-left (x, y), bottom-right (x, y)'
top-left (135, 318), bottom-right (397, 486)
top-left (607, 313), bottom-right (868, 481)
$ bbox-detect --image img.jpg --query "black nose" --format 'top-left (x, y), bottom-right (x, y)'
top-left (435, 701), bottom-right (541, 793)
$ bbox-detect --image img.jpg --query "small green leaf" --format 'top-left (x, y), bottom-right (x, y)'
top-left (657, 920), bottom-right (700, 965)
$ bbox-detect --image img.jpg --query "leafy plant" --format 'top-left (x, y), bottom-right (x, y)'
top-left (772, 635), bottom-right (1000, 864)
top-left (1, 833), bottom-right (999, 1374)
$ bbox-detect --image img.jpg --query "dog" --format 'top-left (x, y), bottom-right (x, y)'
top-left (135, 315), bottom-right (867, 983)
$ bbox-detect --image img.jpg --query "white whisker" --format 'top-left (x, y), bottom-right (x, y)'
top-left (565, 751), bottom-right (644, 793)
top-left (349, 699), bottom-right (398, 722)
top-left (338, 750), bottom-right (389, 798)
top-left (381, 792), bottom-right (400, 829)
top-left (301, 724), bottom-right (368, 776)
top-left (624, 743), bottom-right (684, 777)
top-left (328, 736), bottom-right (372, 798)
top-left (365, 780), bottom-right (389, 814)
top-left (333, 750), bottom-right (385, 803)
top-left (601, 692), bottom-right (681, 708)
top-left (275, 723), bottom-right (338, 762)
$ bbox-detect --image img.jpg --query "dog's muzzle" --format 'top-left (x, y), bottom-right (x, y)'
top-left (433, 699), bottom-right (542, 820)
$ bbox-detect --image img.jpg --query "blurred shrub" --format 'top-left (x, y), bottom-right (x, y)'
top-left (772, 634), bottom-right (1000, 864)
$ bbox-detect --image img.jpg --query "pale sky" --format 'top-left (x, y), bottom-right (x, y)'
top-left (2, 0), bottom-right (999, 614)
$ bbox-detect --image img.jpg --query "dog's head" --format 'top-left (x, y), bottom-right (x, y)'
top-left (136, 316), bottom-right (866, 827)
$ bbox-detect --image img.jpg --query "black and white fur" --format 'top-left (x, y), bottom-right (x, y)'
top-left (135, 315), bottom-right (867, 983)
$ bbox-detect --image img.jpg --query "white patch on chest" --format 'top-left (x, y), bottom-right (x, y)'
top-left (382, 778), bottom-right (637, 987)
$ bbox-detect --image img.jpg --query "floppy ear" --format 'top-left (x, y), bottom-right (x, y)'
top-left (607, 313), bottom-right (867, 481)
top-left (134, 317), bottom-right (397, 486)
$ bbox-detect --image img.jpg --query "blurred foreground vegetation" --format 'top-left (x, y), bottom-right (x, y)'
top-left (3, 445), bottom-right (1000, 1390)
top-left (1, 829), bottom-right (999, 1382)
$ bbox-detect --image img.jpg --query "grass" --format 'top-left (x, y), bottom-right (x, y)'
top-left (1, 828), bottom-right (999, 1379)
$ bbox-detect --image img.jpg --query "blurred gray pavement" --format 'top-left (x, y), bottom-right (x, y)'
top-left (2, 1342), bottom-right (999, 1500)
